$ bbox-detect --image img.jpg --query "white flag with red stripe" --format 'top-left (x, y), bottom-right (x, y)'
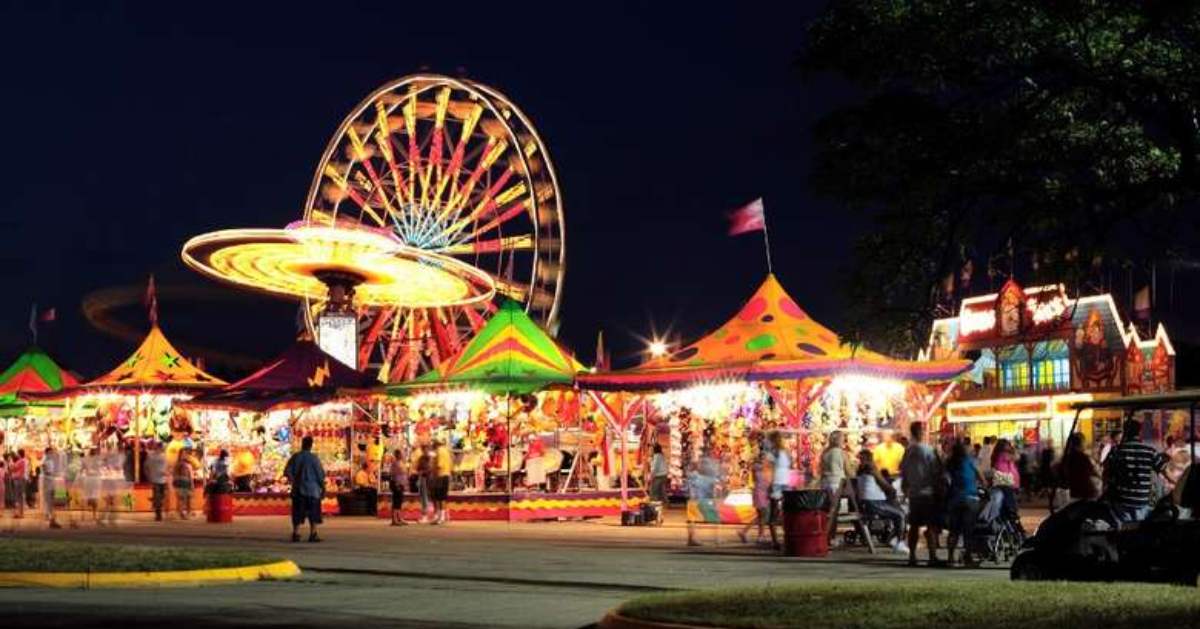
top-left (727, 198), bottom-right (765, 236)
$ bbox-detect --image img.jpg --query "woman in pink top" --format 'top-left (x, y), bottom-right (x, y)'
top-left (990, 439), bottom-right (1021, 524)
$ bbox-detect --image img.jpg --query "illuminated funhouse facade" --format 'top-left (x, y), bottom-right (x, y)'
top-left (924, 279), bottom-right (1175, 447)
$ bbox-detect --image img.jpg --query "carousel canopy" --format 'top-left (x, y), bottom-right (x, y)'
top-left (182, 340), bottom-right (376, 412)
top-left (579, 274), bottom-right (972, 391)
top-left (84, 324), bottom-right (226, 392)
top-left (391, 299), bottom-right (584, 395)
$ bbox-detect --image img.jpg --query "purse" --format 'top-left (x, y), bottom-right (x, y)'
top-left (992, 470), bottom-right (1016, 488)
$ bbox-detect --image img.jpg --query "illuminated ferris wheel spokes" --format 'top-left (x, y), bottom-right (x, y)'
top-left (304, 75), bottom-right (565, 381)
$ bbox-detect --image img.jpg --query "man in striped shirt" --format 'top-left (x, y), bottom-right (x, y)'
top-left (1103, 418), bottom-right (1168, 523)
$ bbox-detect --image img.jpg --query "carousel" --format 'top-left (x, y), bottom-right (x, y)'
top-left (579, 274), bottom-right (971, 524)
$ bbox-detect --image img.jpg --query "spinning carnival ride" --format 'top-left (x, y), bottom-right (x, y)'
top-left (182, 75), bottom-right (566, 381)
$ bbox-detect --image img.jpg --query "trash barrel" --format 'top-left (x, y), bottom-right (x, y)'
top-left (782, 489), bottom-right (828, 557)
top-left (206, 493), bottom-right (234, 523)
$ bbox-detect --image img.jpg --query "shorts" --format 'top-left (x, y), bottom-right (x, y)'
top-left (390, 483), bottom-right (405, 508)
top-left (430, 476), bottom-right (450, 501)
top-left (908, 495), bottom-right (942, 528)
top-left (291, 494), bottom-right (323, 527)
top-left (946, 497), bottom-right (980, 535)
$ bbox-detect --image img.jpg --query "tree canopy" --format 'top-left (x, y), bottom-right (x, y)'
top-left (801, 0), bottom-right (1200, 354)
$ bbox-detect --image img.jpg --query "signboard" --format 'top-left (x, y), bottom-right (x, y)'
top-left (317, 313), bottom-right (357, 369)
top-left (946, 393), bottom-right (1098, 424)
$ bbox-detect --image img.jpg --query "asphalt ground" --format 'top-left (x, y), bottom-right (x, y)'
top-left (0, 507), bottom-right (1032, 628)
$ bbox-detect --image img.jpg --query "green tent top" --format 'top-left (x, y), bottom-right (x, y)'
top-left (0, 346), bottom-right (79, 417)
top-left (390, 300), bottom-right (584, 395)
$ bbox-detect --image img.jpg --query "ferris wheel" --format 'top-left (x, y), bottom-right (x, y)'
top-left (303, 74), bottom-right (566, 382)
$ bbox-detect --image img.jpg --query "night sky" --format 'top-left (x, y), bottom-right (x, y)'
top-left (3, 2), bottom-right (1197, 385)
top-left (0, 2), bottom-right (868, 378)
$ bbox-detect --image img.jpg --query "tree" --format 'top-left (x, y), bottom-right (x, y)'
top-left (800, 0), bottom-right (1200, 354)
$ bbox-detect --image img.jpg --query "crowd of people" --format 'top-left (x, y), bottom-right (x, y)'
top-left (0, 442), bottom-right (226, 530)
top-left (681, 415), bottom-right (1190, 568)
top-left (4, 416), bottom-right (1190, 554)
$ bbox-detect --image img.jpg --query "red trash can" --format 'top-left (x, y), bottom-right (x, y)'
top-left (781, 490), bottom-right (829, 557)
top-left (206, 493), bottom-right (234, 523)
top-left (783, 510), bottom-right (828, 557)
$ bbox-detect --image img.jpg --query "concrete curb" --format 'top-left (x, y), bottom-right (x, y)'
top-left (600, 611), bottom-right (728, 629)
top-left (0, 560), bottom-right (301, 588)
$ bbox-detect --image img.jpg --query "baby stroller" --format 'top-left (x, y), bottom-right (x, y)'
top-left (967, 488), bottom-right (1026, 564)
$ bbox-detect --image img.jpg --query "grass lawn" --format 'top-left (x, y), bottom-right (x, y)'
top-left (618, 580), bottom-right (1200, 628)
top-left (0, 539), bottom-right (279, 573)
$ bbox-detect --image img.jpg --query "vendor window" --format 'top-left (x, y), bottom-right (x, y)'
top-left (1032, 358), bottom-right (1069, 391)
top-left (1001, 362), bottom-right (1029, 391)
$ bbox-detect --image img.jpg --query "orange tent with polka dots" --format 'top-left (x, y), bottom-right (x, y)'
top-left (579, 274), bottom-right (970, 390)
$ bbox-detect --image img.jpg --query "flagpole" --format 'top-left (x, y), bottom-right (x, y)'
top-left (761, 213), bottom-right (774, 275)
top-left (763, 202), bottom-right (772, 273)
top-left (729, 197), bottom-right (773, 274)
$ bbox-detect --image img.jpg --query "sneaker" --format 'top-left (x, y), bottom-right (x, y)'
top-left (891, 541), bottom-right (910, 555)
top-left (291, 533), bottom-right (301, 543)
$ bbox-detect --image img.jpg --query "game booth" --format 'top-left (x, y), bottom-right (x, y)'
top-left (578, 274), bottom-right (971, 524)
top-left (177, 339), bottom-right (380, 516)
top-left (0, 346), bottom-right (82, 471)
top-left (18, 321), bottom-right (228, 513)
top-left (385, 299), bottom-right (646, 521)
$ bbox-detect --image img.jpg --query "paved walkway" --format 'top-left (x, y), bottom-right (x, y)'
top-left (0, 508), bottom-right (1029, 628)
